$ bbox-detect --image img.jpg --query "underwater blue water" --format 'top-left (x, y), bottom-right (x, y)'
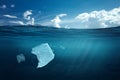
top-left (0, 26), bottom-right (120, 80)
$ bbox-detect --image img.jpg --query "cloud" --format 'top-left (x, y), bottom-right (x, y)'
top-left (9, 21), bottom-right (24, 25)
top-left (2, 7), bottom-right (120, 28)
top-left (0, 5), bottom-right (6, 9)
top-left (23, 10), bottom-right (35, 25)
top-left (7, 10), bottom-right (35, 26)
top-left (23, 10), bottom-right (32, 20)
top-left (0, 4), bottom-right (15, 9)
top-left (26, 18), bottom-right (35, 25)
top-left (3, 14), bottom-right (17, 18)
top-left (51, 14), bottom-right (67, 28)
top-left (1, 9), bottom-right (35, 26)
top-left (75, 7), bottom-right (120, 28)
top-left (11, 5), bottom-right (15, 8)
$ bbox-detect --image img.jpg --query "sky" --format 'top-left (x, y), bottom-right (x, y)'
top-left (0, 0), bottom-right (120, 28)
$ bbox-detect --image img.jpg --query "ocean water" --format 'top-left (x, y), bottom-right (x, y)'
top-left (0, 26), bottom-right (120, 80)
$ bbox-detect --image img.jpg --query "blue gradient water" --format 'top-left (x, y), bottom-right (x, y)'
top-left (0, 26), bottom-right (120, 80)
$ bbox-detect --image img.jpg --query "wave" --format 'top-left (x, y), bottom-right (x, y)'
top-left (0, 25), bottom-right (120, 37)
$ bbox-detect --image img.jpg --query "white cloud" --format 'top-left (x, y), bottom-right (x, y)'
top-left (75, 7), bottom-right (120, 28)
top-left (2, 10), bottom-right (35, 26)
top-left (0, 4), bottom-right (15, 9)
top-left (11, 5), bottom-right (15, 8)
top-left (0, 5), bottom-right (6, 9)
top-left (26, 18), bottom-right (35, 25)
top-left (31, 18), bottom-right (35, 25)
top-left (23, 10), bottom-right (32, 20)
top-left (58, 14), bottom-right (67, 17)
top-left (3, 14), bottom-right (17, 18)
top-left (9, 21), bottom-right (25, 25)
top-left (2, 7), bottom-right (120, 28)
top-left (51, 14), bottom-right (67, 28)
top-left (23, 10), bottom-right (35, 25)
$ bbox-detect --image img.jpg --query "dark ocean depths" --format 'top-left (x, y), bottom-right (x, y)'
top-left (0, 26), bottom-right (120, 80)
